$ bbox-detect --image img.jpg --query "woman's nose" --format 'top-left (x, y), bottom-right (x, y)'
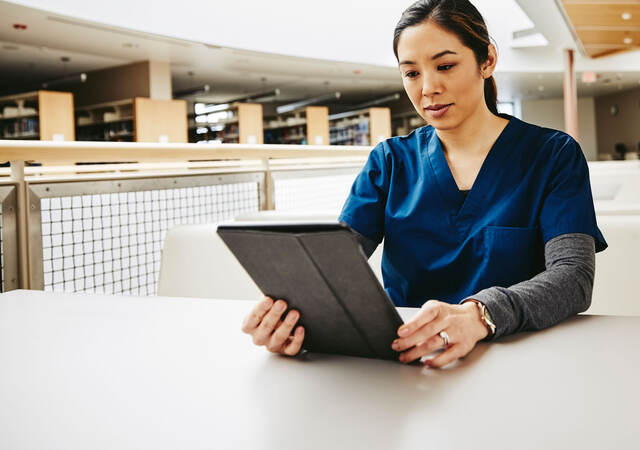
top-left (421, 73), bottom-right (441, 97)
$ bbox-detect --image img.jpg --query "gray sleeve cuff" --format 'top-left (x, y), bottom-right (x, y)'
top-left (463, 288), bottom-right (516, 341)
top-left (461, 232), bottom-right (596, 341)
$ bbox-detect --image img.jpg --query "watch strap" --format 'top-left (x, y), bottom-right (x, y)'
top-left (462, 298), bottom-right (496, 339)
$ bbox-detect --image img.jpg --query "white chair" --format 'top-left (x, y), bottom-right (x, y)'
top-left (157, 224), bottom-right (262, 300)
top-left (590, 171), bottom-right (640, 204)
top-left (591, 169), bottom-right (640, 216)
top-left (157, 210), bottom-right (385, 299)
top-left (588, 215), bottom-right (640, 316)
top-left (157, 213), bottom-right (638, 317)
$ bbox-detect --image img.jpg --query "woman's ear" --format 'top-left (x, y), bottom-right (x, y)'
top-left (481, 44), bottom-right (498, 79)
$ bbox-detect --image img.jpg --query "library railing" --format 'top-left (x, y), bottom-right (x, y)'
top-left (0, 140), bottom-right (370, 295)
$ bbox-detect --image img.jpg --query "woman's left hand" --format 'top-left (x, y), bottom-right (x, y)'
top-left (391, 299), bottom-right (489, 368)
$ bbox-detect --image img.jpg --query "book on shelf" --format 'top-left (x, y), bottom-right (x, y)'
top-left (1, 117), bottom-right (40, 139)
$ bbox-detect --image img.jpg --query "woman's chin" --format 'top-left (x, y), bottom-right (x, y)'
top-left (429, 117), bottom-right (459, 132)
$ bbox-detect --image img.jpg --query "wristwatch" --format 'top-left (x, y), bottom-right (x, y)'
top-left (463, 299), bottom-right (496, 339)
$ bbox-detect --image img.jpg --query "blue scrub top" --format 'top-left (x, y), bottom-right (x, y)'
top-left (338, 114), bottom-right (607, 308)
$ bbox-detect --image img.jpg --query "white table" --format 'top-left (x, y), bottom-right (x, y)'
top-left (0, 290), bottom-right (638, 450)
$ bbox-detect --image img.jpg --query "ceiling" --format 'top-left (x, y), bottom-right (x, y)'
top-left (1, 0), bottom-right (640, 108)
top-left (558, 0), bottom-right (640, 58)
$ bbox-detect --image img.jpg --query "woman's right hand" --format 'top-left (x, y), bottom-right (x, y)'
top-left (241, 296), bottom-right (305, 356)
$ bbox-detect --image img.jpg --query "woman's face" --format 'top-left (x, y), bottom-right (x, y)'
top-left (397, 20), bottom-right (490, 130)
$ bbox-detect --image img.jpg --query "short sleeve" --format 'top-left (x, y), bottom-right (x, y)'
top-left (338, 143), bottom-right (390, 244)
top-left (539, 136), bottom-right (607, 252)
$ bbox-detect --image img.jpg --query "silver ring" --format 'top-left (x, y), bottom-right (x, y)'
top-left (439, 330), bottom-right (450, 348)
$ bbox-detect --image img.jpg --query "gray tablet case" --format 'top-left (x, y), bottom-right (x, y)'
top-left (217, 222), bottom-right (403, 361)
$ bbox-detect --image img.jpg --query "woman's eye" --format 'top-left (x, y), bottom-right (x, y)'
top-left (438, 64), bottom-right (455, 71)
top-left (405, 71), bottom-right (419, 78)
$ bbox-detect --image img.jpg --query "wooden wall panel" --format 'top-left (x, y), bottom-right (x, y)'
top-left (38, 91), bottom-right (75, 141)
top-left (577, 29), bottom-right (640, 45)
top-left (583, 45), bottom-right (631, 57)
top-left (134, 98), bottom-right (188, 143)
top-left (561, 1), bottom-right (640, 57)
top-left (237, 103), bottom-right (264, 144)
top-left (368, 107), bottom-right (391, 145)
top-left (563, 3), bottom-right (640, 28)
top-left (305, 106), bottom-right (329, 146)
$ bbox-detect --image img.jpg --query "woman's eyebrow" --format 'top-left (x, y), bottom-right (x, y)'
top-left (431, 50), bottom-right (457, 60)
top-left (398, 50), bottom-right (458, 66)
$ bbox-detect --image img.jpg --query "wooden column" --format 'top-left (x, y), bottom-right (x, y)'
top-left (38, 91), bottom-right (75, 141)
top-left (563, 49), bottom-right (579, 141)
top-left (238, 103), bottom-right (264, 144)
top-left (10, 161), bottom-right (29, 288)
top-left (306, 106), bottom-right (329, 146)
top-left (133, 98), bottom-right (188, 143)
top-left (368, 107), bottom-right (392, 144)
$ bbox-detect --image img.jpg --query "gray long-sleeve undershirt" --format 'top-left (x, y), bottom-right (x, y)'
top-left (352, 230), bottom-right (596, 341)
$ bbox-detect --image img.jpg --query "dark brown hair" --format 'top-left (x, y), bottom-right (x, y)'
top-left (393, 0), bottom-right (498, 115)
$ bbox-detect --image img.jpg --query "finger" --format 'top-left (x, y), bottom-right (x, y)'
top-left (267, 310), bottom-right (300, 352)
top-left (425, 344), bottom-right (466, 369)
top-left (266, 320), bottom-right (285, 351)
top-left (241, 297), bottom-right (274, 333)
top-left (397, 300), bottom-right (442, 338)
top-left (253, 299), bottom-right (288, 346)
top-left (392, 315), bottom-right (447, 352)
top-left (398, 334), bottom-right (444, 364)
top-left (282, 326), bottom-right (305, 356)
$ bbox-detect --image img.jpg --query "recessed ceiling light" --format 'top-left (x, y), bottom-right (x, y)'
top-left (537, 85), bottom-right (545, 92)
top-left (624, 37), bottom-right (633, 45)
top-left (622, 12), bottom-right (632, 20)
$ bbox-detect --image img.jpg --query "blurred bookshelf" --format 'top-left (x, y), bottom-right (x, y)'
top-left (263, 106), bottom-right (329, 145)
top-left (392, 112), bottom-right (426, 137)
top-left (329, 107), bottom-right (391, 146)
top-left (0, 90), bottom-right (75, 141)
top-left (76, 98), bottom-right (187, 143)
top-left (189, 102), bottom-right (263, 144)
top-left (75, 99), bottom-right (134, 142)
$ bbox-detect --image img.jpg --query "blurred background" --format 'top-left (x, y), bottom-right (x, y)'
top-left (1, 0), bottom-right (639, 158)
top-left (1, 1), bottom-right (639, 304)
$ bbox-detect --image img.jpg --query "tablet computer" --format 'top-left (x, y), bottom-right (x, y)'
top-left (217, 221), bottom-right (403, 361)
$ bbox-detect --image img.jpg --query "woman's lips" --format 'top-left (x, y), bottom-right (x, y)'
top-left (425, 104), bottom-right (452, 119)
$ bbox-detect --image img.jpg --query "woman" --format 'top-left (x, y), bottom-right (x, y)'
top-left (241, 0), bottom-right (607, 367)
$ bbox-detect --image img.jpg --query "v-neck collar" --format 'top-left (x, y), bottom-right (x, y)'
top-left (425, 114), bottom-right (518, 219)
